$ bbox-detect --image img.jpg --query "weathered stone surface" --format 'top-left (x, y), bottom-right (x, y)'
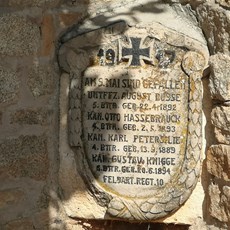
top-left (10, 108), bottom-right (52, 125)
top-left (27, 65), bottom-right (54, 97)
top-left (209, 53), bottom-right (230, 101)
top-left (0, 15), bottom-right (40, 56)
top-left (209, 184), bottom-right (230, 223)
top-left (0, 68), bottom-right (19, 103)
top-left (4, 218), bottom-right (34, 230)
top-left (211, 106), bottom-right (230, 144)
top-left (214, 127), bottom-right (230, 145)
top-left (207, 145), bottom-right (230, 181)
top-left (0, 182), bottom-right (47, 225)
top-left (0, 189), bottom-right (24, 209)
top-left (221, 186), bottom-right (230, 222)
top-left (216, 0), bottom-right (230, 9)
top-left (0, 135), bottom-right (48, 180)
top-left (196, 3), bottom-right (230, 55)
top-left (9, 0), bottom-right (61, 7)
top-left (212, 104), bottom-right (230, 122)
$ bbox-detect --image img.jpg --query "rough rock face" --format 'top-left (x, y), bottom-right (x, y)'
top-left (0, 15), bottom-right (40, 56)
top-left (205, 11), bottom-right (230, 228)
top-left (211, 106), bottom-right (230, 144)
top-left (216, 0), bottom-right (230, 9)
top-left (207, 145), bottom-right (230, 181)
top-left (209, 184), bottom-right (230, 223)
top-left (196, 3), bottom-right (230, 55)
top-left (0, 67), bottom-right (19, 104)
top-left (0, 135), bottom-right (49, 181)
top-left (194, 1), bottom-right (230, 228)
top-left (209, 53), bottom-right (230, 102)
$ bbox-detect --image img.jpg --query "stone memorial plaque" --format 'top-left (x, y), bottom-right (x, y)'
top-left (58, 20), bottom-right (207, 220)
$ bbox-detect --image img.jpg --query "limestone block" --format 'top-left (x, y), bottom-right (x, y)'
top-left (221, 186), bottom-right (230, 220)
top-left (209, 184), bottom-right (230, 223)
top-left (211, 106), bottom-right (230, 144)
top-left (27, 65), bottom-right (55, 97)
top-left (10, 108), bottom-right (52, 125)
top-left (213, 128), bottom-right (230, 145)
top-left (0, 189), bottom-right (24, 209)
top-left (212, 106), bottom-right (230, 130)
top-left (207, 145), bottom-right (230, 181)
top-left (0, 68), bottom-right (19, 104)
top-left (0, 15), bottom-right (40, 56)
top-left (216, 0), bottom-right (230, 9)
top-left (209, 53), bottom-right (230, 101)
top-left (0, 135), bottom-right (48, 180)
top-left (196, 3), bottom-right (230, 54)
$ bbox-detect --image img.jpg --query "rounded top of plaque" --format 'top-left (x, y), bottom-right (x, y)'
top-left (59, 1), bottom-right (209, 62)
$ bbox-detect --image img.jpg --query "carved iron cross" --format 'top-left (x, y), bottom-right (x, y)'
top-left (121, 37), bottom-right (150, 66)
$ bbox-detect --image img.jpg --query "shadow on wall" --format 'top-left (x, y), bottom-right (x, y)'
top-left (56, 1), bottom-right (200, 229)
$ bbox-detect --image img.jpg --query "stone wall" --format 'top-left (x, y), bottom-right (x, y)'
top-left (0, 0), bottom-right (229, 229)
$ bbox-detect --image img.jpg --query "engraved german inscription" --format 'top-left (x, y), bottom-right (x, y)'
top-left (82, 63), bottom-right (189, 195)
